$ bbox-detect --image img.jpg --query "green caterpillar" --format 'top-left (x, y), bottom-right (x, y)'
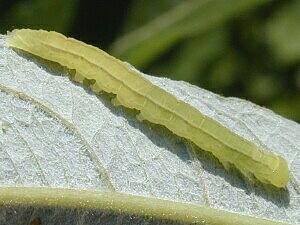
top-left (6, 29), bottom-right (289, 188)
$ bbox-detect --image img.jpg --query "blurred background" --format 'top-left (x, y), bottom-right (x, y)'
top-left (0, 0), bottom-right (299, 121)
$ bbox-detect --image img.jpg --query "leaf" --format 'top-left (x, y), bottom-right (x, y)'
top-left (110, 0), bottom-right (270, 68)
top-left (150, 28), bottom-right (229, 85)
top-left (121, 0), bottom-right (184, 33)
top-left (0, 0), bottom-right (78, 34)
top-left (0, 34), bottom-right (299, 224)
top-left (266, 1), bottom-right (300, 65)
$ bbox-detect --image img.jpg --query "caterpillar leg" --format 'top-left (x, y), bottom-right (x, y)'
top-left (111, 97), bottom-right (122, 107)
top-left (136, 112), bottom-right (146, 122)
top-left (91, 83), bottom-right (103, 93)
top-left (219, 160), bottom-right (231, 171)
top-left (71, 72), bottom-right (85, 83)
top-left (68, 69), bottom-right (76, 78)
top-left (83, 78), bottom-right (96, 87)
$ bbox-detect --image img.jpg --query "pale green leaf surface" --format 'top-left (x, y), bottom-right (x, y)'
top-left (0, 35), bottom-right (299, 224)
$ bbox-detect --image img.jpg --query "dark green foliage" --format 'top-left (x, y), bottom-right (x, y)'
top-left (0, 0), bottom-right (79, 33)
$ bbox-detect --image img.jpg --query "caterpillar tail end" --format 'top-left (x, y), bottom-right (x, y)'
top-left (270, 157), bottom-right (289, 188)
top-left (255, 156), bottom-right (289, 188)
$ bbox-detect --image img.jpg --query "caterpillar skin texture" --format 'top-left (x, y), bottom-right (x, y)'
top-left (7, 29), bottom-right (289, 188)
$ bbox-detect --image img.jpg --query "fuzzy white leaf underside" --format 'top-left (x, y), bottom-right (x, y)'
top-left (0, 35), bottom-right (299, 224)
